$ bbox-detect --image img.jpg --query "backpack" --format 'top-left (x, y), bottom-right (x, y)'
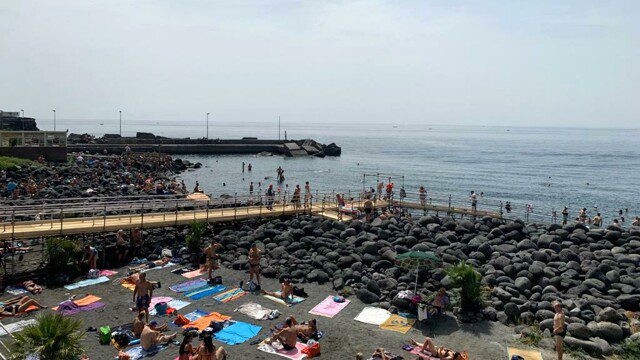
top-left (87, 269), bottom-right (99, 279)
top-left (99, 326), bottom-right (111, 345)
top-left (293, 286), bottom-right (307, 298)
top-left (302, 343), bottom-right (321, 358)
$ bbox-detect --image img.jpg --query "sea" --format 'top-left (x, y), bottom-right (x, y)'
top-left (54, 119), bottom-right (640, 223)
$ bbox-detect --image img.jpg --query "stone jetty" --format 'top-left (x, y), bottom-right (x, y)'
top-left (67, 132), bottom-right (341, 157)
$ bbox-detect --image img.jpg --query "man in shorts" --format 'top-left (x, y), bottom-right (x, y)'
top-left (133, 272), bottom-right (153, 323)
top-left (553, 301), bottom-right (566, 360)
top-left (204, 242), bottom-right (221, 281)
top-left (248, 243), bottom-right (262, 290)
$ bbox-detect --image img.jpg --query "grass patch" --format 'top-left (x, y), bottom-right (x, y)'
top-left (617, 339), bottom-right (640, 360)
top-left (565, 344), bottom-right (589, 360)
top-left (519, 326), bottom-right (543, 347)
top-left (0, 156), bottom-right (38, 170)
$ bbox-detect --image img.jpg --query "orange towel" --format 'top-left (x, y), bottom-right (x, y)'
top-left (182, 269), bottom-right (206, 279)
top-left (121, 279), bottom-right (136, 291)
top-left (53, 295), bottom-right (102, 311)
top-left (182, 312), bottom-right (231, 331)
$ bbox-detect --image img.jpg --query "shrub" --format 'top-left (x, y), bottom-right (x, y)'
top-left (186, 221), bottom-right (207, 254)
top-left (0, 156), bottom-right (38, 170)
top-left (445, 262), bottom-right (483, 313)
top-left (620, 339), bottom-right (640, 360)
top-left (45, 237), bottom-right (80, 275)
top-left (11, 313), bottom-right (85, 360)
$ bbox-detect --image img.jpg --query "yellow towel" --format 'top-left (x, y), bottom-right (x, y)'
top-left (507, 347), bottom-right (543, 360)
top-left (379, 314), bottom-right (416, 334)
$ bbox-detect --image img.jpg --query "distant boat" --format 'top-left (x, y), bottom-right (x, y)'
top-left (99, 123), bottom-right (104, 125)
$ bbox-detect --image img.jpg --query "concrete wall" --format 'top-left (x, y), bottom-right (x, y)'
top-left (0, 146), bottom-right (67, 162)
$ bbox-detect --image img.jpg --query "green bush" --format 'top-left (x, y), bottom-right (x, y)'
top-left (620, 338), bottom-right (640, 360)
top-left (445, 262), bottom-right (483, 313)
top-left (186, 221), bottom-right (207, 254)
top-left (11, 313), bottom-right (86, 360)
top-left (0, 156), bottom-right (38, 170)
top-left (45, 238), bottom-right (80, 275)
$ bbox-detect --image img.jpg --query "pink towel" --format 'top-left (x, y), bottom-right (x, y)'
top-left (98, 269), bottom-right (117, 276)
top-left (259, 342), bottom-right (308, 359)
top-left (308, 295), bottom-right (350, 318)
top-left (182, 268), bottom-right (206, 278)
top-left (410, 348), bottom-right (440, 360)
top-left (149, 297), bottom-right (174, 309)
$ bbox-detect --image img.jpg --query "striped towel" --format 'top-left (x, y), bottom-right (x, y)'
top-left (185, 285), bottom-right (226, 300)
top-left (213, 288), bottom-right (247, 303)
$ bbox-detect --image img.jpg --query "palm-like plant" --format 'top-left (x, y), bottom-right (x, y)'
top-left (11, 313), bottom-right (86, 360)
top-left (446, 262), bottom-right (483, 313)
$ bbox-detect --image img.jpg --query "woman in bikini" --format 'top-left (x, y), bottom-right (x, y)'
top-left (195, 329), bottom-right (227, 360)
top-left (411, 337), bottom-right (463, 360)
top-left (178, 330), bottom-right (197, 360)
top-left (0, 296), bottom-right (46, 316)
top-left (248, 243), bottom-right (262, 289)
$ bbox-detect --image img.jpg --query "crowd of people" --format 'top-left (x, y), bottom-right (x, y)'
top-left (557, 206), bottom-right (639, 228)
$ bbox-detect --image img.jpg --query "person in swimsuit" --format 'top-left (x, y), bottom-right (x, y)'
top-left (292, 185), bottom-right (301, 210)
top-left (196, 328), bottom-right (227, 359)
top-left (262, 278), bottom-right (294, 303)
top-left (178, 330), bottom-right (197, 360)
top-left (116, 229), bottom-right (128, 265)
top-left (419, 186), bottom-right (427, 207)
top-left (204, 242), bottom-right (221, 281)
top-left (268, 317), bottom-right (298, 351)
top-left (0, 296), bottom-right (46, 316)
top-left (140, 321), bottom-right (177, 351)
top-left (133, 272), bottom-right (153, 323)
top-left (80, 245), bottom-right (98, 270)
top-left (289, 316), bottom-right (318, 341)
top-left (363, 198), bottom-right (374, 222)
top-left (410, 337), bottom-right (463, 360)
top-left (304, 182), bottom-right (312, 208)
top-left (553, 302), bottom-right (566, 360)
top-left (20, 280), bottom-right (42, 294)
top-left (248, 243), bottom-right (262, 289)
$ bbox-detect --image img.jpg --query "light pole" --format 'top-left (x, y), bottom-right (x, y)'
top-left (52, 109), bottom-right (56, 131)
top-left (206, 112), bottom-right (210, 139)
top-left (278, 115), bottom-right (281, 140)
top-left (119, 110), bottom-right (122, 136)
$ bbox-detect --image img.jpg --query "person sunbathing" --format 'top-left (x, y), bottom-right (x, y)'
top-left (133, 312), bottom-right (167, 338)
top-left (371, 348), bottom-right (391, 360)
top-left (410, 337), bottom-right (463, 360)
top-left (288, 316), bottom-right (318, 341)
top-left (20, 280), bottom-right (43, 294)
top-left (262, 278), bottom-right (294, 302)
top-left (266, 317), bottom-right (298, 351)
top-left (0, 296), bottom-right (46, 316)
top-left (140, 321), bottom-right (176, 351)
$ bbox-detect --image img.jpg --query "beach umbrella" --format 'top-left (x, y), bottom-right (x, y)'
top-left (395, 251), bottom-right (443, 293)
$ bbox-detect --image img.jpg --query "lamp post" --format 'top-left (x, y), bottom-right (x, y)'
top-left (119, 110), bottom-right (122, 136)
top-left (206, 112), bottom-right (210, 139)
top-left (52, 109), bottom-right (56, 131)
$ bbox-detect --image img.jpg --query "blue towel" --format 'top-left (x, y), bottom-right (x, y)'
top-left (184, 310), bottom-right (210, 322)
top-left (64, 276), bottom-right (109, 290)
top-left (169, 279), bottom-right (207, 293)
top-left (214, 321), bottom-right (261, 345)
top-left (186, 285), bottom-right (226, 300)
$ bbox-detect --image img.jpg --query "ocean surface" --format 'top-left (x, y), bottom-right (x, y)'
top-left (55, 119), bottom-right (640, 223)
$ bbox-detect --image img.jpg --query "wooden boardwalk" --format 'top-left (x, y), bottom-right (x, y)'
top-left (0, 199), bottom-right (499, 240)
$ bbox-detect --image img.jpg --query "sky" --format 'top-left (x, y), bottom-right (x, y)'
top-left (0, 0), bottom-right (638, 129)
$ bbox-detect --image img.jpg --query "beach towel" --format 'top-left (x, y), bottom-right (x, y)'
top-left (99, 269), bottom-right (118, 277)
top-left (213, 288), bottom-right (247, 303)
top-left (235, 303), bottom-right (274, 321)
top-left (182, 268), bottom-right (206, 278)
top-left (141, 261), bottom-right (176, 273)
top-left (54, 295), bottom-right (105, 316)
top-left (182, 312), bottom-right (232, 331)
top-left (406, 347), bottom-right (440, 360)
top-left (214, 321), bottom-right (261, 345)
top-left (169, 279), bottom-right (207, 293)
top-left (263, 292), bottom-right (305, 307)
top-left (0, 305), bottom-right (40, 318)
top-left (121, 278), bottom-right (137, 291)
top-left (308, 295), bottom-right (350, 318)
top-left (508, 347), bottom-right (543, 360)
top-left (0, 319), bottom-right (36, 336)
top-left (4, 286), bottom-right (28, 296)
top-left (171, 267), bottom-right (194, 275)
top-left (379, 314), bottom-right (415, 334)
top-left (149, 299), bottom-right (190, 315)
top-left (183, 310), bottom-right (209, 322)
top-left (185, 285), bottom-right (226, 300)
top-left (115, 344), bottom-right (168, 360)
top-left (64, 276), bottom-right (109, 290)
top-left (146, 297), bottom-right (173, 310)
top-left (258, 341), bottom-right (308, 360)
top-left (354, 307), bottom-right (392, 325)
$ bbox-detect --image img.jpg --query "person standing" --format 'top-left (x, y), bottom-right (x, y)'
top-left (304, 181), bottom-right (312, 208)
top-left (592, 213), bottom-right (602, 228)
top-left (133, 273), bottom-right (153, 323)
top-left (204, 242), bottom-right (221, 281)
top-left (242, 161), bottom-right (245, 173)
top-left (561, 207), bottom-right (569, 225)
top-left (553, 302), bottom-right (566, 360)
top-left (266, 184), bottom-right (275, 210)
top-left (248, 243), bottom-right (262, 290)
top-left (419, 186), bottom-right (427, 207)
top-left (249, 181), bottom-right (254, 195)
top-left (470, 191), bottom-right (478, 212)
top-left (248, 163), bottom-right (252, 172)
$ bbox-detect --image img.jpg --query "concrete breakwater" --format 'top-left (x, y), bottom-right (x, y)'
top-left (67, 132), bottom-right (341, 157)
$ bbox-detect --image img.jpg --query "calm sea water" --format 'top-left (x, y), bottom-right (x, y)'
top-left (55, 119), bottom-right (640, 222)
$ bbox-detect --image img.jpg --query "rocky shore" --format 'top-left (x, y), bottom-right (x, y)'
top-left (63, 212), bottom-right (639, 356)
top-left (0, 153), bottom-right (200, 201)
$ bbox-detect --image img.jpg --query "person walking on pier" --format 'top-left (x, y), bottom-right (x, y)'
top-left (266, 184), bottom-right (275, 210)
top-left (304, 181), bottom-right (312, 208)
top-left (292, 185), bottom-right (301, 210)
top-left (377, 182), bottom-right (384, 200)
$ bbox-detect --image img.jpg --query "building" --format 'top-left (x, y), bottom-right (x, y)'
top-left (0, 110), bottom-right (67, 161)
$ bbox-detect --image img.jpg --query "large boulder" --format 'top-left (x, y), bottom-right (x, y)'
top-left (588, 322), bottom-right (624, 343)
top-left (357, 289), bottom-right (380, 304)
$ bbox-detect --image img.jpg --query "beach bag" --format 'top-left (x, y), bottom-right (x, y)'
top-left (87, 269), bottom-right (99, 279)
top-left (213, 276), bottom-right (223, 285)
top-left (99, 326), bottom-right (111, 345)
top-left (112, 331), bottom-right (130, 347)
top-left (154, 302), bottom-right (168, 316)
top-left (302, 343), bottom-right (321, 358)
top-left (174, 314), bottom-right (189, 326)
top-left (209, 321), bottom-right (224, 332)
top-left (293, 286), bottom-right (307, 297)
top-left (248, 280), bottom-right (258, 292)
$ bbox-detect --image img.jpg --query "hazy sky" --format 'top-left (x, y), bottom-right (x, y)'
top-left (1, 0), bottom-right (638, 128)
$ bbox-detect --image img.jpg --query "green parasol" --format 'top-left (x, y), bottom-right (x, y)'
top-left (395, 251), bottom-right (443, 293)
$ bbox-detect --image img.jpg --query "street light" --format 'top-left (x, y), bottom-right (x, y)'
top-left (52, 109), bottom-right (56, 131)
top-left (206, 112), bottom-right (210, 139)
top-left (119, 110), bottom-right (122, 136)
